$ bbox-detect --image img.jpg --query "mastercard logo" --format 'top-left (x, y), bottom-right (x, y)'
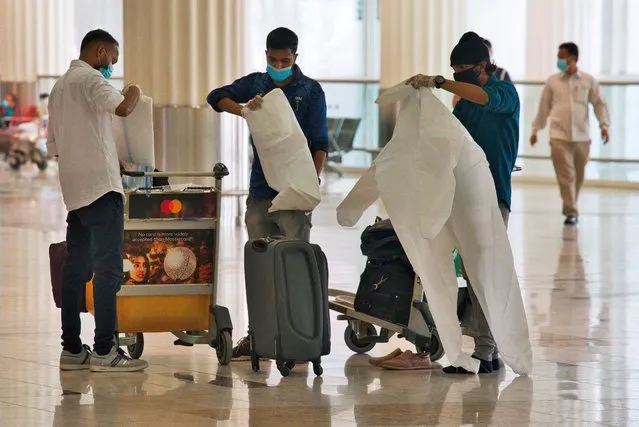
top-left (160, 199), bottom-right (183, 214)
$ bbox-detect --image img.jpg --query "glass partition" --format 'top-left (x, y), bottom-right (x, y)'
top-left (35, 73), bottom-right (639, 183)
top-left (322, 80), bottom-right (639, 182)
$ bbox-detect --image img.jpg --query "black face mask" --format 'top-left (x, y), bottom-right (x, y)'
top-left (453, 67), bottom-right (481, 86)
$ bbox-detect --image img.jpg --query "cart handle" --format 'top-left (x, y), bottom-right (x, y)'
top-left (122, 162), bottom-right (229, 179)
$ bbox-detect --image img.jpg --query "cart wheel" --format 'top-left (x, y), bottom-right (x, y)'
top-left (312, 362), bottom-right (323, 376)
top-left (251, 352), bottom-right (260, 373)
top-left (429, 330), bottom-right (445, 362)
top-left (216, 330), bottom-right (233, 366)
top-left (344, 323), bottom-right (377, 354)
top-left (127, 333), bottom-right (144, 359)
top-left (277, 362), bottom-right (291, 377)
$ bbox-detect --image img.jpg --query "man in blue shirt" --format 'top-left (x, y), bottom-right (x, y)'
top-left (407, 31), bottom-right (520, 374)
top-left (207, 27), bottom-right (329, 360)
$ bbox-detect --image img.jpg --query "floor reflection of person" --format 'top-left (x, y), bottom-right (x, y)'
top-left (124, 253), bottom-right (150, 285)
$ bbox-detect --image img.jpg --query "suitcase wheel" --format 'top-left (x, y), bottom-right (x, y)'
top-left (251, 352), bottom-right (260, 373)
top-left (216, 330), bottom-right (233, 366)
top-left (276, 361), bottom-right (291, 377)
top-left (312, 361), bottom-right (323, 376)
top-left (126, 333), bottom-right (144, 359)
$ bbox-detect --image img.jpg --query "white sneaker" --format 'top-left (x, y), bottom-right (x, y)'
top-left (60, 344), bottom-right (92, 371)
top-left (89, 346), bottom-right (148, 373)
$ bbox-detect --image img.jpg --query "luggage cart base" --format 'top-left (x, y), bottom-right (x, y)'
top-left (328, 288), bottom-right (445, 362)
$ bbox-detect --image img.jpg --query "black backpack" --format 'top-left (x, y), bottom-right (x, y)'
top-left (355, 218), bottom-right (414, 326)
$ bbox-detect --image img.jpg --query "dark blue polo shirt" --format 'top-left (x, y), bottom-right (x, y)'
top-left (453, 76), bottom-right (520, 209)
top-left (207, 65), bottom-right (329, 200)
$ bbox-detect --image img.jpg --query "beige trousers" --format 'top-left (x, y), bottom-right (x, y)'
top-left (550, 139), bottom-right (591, 216)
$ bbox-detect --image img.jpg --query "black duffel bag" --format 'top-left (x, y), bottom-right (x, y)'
top-left (354, 258), bottom-right (415, 326)
top-left (360, 217), bottom-right (409, 264)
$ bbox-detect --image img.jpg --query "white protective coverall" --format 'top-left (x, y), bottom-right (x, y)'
top-left (336, 83), bottom-right (532, 375)
top-left (112, 93), bottom-right (155, 189)
top-left (243, 88), bottom-right (321, 213)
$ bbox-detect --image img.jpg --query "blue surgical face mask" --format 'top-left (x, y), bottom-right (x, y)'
top-left (100, 63), bottom-right (113, 80)
top-left (266, 64), bottom-right (293, 82)
top-left (556, 59), bottom-right (569, 72)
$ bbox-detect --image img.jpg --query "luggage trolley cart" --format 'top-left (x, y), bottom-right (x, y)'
top-left (84, 163), bottom-right (234, 365)
top-left (328, 277), bottom-right (466, 362)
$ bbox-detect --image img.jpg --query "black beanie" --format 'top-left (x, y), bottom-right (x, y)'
top-left (450, 32), bottom-right (490, 66)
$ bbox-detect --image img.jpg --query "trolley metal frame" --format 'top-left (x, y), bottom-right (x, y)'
top-left (328, 277), bottom-right (467, 362)
top-left (117, 163), bottom-right (234, 365)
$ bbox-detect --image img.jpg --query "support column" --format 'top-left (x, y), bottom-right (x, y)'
top-left (378, 0), bottom-right (467, 147)
top-left (0, 0), bottom-right (75, 113)
top-left (122, 0), bottom-right (248, 191)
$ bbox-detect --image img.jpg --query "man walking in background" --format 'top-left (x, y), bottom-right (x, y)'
top-left (530, 42), bottom-right (610, 226)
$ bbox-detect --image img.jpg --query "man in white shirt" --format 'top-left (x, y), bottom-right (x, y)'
top-left (47, 29), bottom-right (147, 372)
top-left (530, 42), bottom-right (610, 226)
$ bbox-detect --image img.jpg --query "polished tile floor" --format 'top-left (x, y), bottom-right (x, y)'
top-left (1, 161), bottom-right (639, 426)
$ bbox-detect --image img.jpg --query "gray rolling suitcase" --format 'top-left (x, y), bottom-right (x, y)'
top-left (244, 237), bottom-right (329, 377)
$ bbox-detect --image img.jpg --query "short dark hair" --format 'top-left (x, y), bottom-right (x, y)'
top-left (266, 27), bottom-right (298, 54)
top-left (483, 39), bottom-right (492, 49)
top-left (559, 42), bottom-right (579, 60)
top-left (80, 29), bottom-right (119, 53)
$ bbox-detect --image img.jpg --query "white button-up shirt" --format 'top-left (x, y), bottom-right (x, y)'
top-left (47, 60), bottom-right (125, 211)
top-left (532, 70), bottom-right (609, 142)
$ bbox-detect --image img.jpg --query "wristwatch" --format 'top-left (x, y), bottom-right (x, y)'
top-left (434, 75), bottom-right (446, 89)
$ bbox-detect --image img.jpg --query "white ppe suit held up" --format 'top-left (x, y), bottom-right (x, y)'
top-left (337, 83), bottom-right (532, 375)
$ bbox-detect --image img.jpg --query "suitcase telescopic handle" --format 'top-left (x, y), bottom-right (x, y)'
top-left (252, 235), bottom-right (287, 252)
top-left (252, 239), bottom-right (269, 252)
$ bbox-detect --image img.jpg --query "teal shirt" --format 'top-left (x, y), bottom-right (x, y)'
top-left (453, 76), bottom-right (520, 209)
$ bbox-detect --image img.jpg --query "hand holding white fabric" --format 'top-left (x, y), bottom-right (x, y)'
top-left (405, 74), bottom-right (436, 89)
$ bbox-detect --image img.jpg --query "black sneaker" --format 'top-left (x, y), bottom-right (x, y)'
top-left (564, 215), bottom-right (578, 226)
top-left (232, 335), bottom-right (251, 361)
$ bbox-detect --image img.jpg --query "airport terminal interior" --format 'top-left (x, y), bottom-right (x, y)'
top-left (2, 0), bottom-right (639, 425)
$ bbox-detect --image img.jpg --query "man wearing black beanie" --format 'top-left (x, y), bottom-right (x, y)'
top-left (406, 31), bottom-right (520, 374)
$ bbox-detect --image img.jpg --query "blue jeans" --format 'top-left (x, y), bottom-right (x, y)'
top-left (61, 192), bottom-right (124, 356)
top-left (244, 196), bottom-right (312, 242)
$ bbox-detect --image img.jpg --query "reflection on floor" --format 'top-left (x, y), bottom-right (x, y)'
top-left (1, 163), bottom-right (639, 426)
